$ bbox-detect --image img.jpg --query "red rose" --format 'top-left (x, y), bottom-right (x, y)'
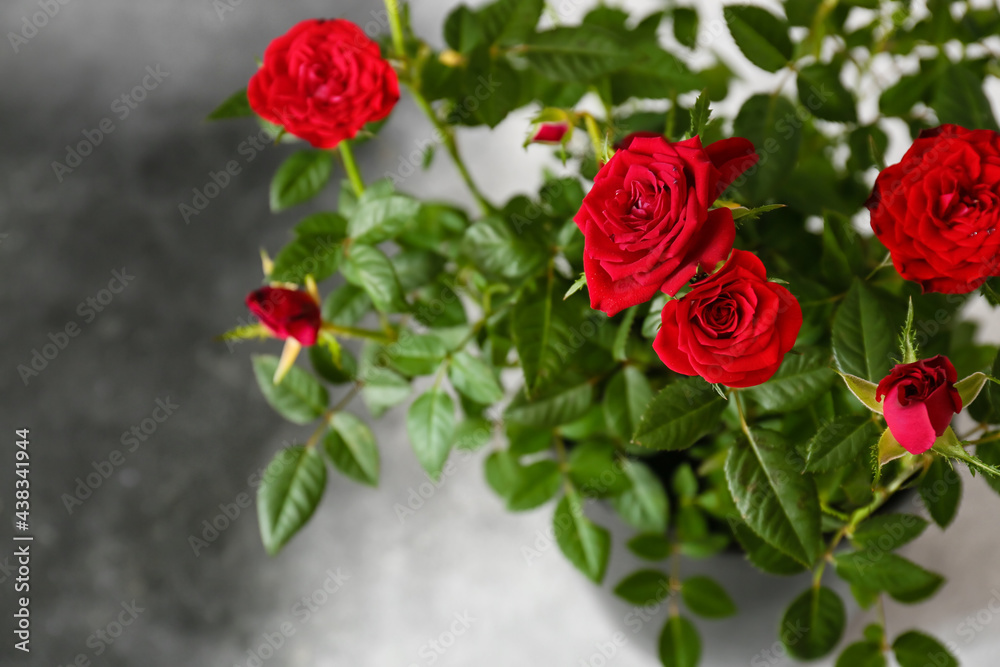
top-left (248, 19), bottom-right (400, 149)
top-left (530, 122), bottom-right (570, 144)
top-left (653, 250), bottom-right (802, 388)
top-left (867, 124), bottom-right (1000, 293)
top-left (246, 287), bottom-right (321, 346)
top-left (875, 356), bottom-right (962, 455)
top-left (574, 135), bottom-right (759, 316)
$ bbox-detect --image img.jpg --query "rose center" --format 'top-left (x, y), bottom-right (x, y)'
top-left (699, 296), bottom-right (739, 337)
top-left (938, 185), bottom-right (998, 237)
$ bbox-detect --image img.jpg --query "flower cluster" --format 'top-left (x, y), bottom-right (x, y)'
top-left (573, 133), bottom-right (802, 388)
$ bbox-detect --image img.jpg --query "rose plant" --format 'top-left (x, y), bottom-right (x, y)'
top-left (207, 1), bottom-right (1000, 665)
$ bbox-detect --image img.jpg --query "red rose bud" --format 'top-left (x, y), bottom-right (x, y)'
top-left (530, 122), bottom-right (570, 144)
top-left (653, 250), bottom-right (802, 388)
top-left (574, 134), bottom-right (759, 316)
top-left (876, 356), bottom-right (962, 455)
top-left (245, 287), bottom-right (321, 346)
top-left (248, 19), bottom-right (400, 149)
top-left (867, 124), bottom-right (1000, 294)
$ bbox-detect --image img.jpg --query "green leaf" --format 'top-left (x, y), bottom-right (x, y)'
top-left (877, 427), bottom-right (907, 466)
top-left (931, 63), bottom-right (1000, 132)
top-left (554, 492), bottom-right (611, 583)
top-left (507, 460), bottom-right (562, 511)
top-left (833, 279), bottom-right (896, 382)
top-left (893, 631), bottom-right (958, 667)
top-left (293, 211), bottom-right (348, 238)
top-left (879, 72), bottom-right (931, 117)
top-left (731, 521), bottom-right (807, 575)
top-left (478, 0), bottom-right (544, 46)
top-left (614, 569), bottom-right (670, 605)
top-left (743, 348), bottom-right (837, 413)
top-left (347, 194), bottom-right (420, 245)
top-left (834, 551), bottom-right (944, 603)
top-left (836, 641), bottom-right (886, 667)
top-left (919, 456), bottom-right (961, 528)
top-left (444, 5), bottom-right (483, 53)
top-left (506, 383), bottom-right (593, 428)
top-left (979, 445), bottom-right (1000, 495)
top-left (682, 576), bottom-right (737, 618)
top-left (523, 25), bottom-right (632, 81)
top-left (323, 412), bottom-right (379, 486)
top-left (564, 273), bottom-right (587, 300)
top-left (406, 387), bottom-right (456, 480)
top-left (391, 334), bottom-right (448, 376)
top-left (252, 355), bottom-right (329, 424)
top-left (453, 417), bottom-right (493, 451)
top-left (342, 244), bottom-right (405, 313)
top-left (726, 428), bottom-right (822, 564)
top-left (730, 203), bottom-right (786, 223)
top-left (611, 460), bottom-right (669, 533)
top-left (732, 95), bottom-right (800, 198)
top-left (511, 292), bottom-right (573, 395)
top-left (507, 422), bottom-right (552, 456)
top-left (955, 372), bottom-right (988, 408)
top-left (604, 366), bottom-right (654, 441)
top-left (449, 351), bottom-right (504, 405)
top-left (850, 513), bottom-right (928, 552)
top-left (633, 377), bottom-right (727, 451)
top-left (321, 284), bottom-right (371, 325)
top-left (611, 305), bottom-right (638, 362)
top-left (269, 150), bottom-right (334, 212)
top-left (805, 415), bottom-right (882, 472)
top-left (797, 62), bottom-right (858, 123)
top-left (724, 5), bottom-right (793, 73)
top-left (688, 89), bottom-right (711, 138)
top-left (673, 7), bottom-right (699, 48)
top-left (567, 441), bottom-right (630, 497)
top-left (658, 615), bottom-right (701, 667)
top-left (361, 371), bottom-right (410, 419)
top-left (627, 533), bottom-right (672, 561)
top-left (309, 344), bottom-right (357, 385)
top-left (207, 89), bottom-right (252, 120)
top-left (461, 216), bottom-right (547, 280)
top-left (485, 450), bottom-right (522, 499)
top-left (780, 586), bottom-right (846, 660)
top-left (982, 278), bottom-right (1000, 307)
top-left (839, 373), bottom-right (883, 413)
top-left (269, 235), bottom-right (342, 284)
top-left (257, 446), bottom-right (327, 555)
top-left (821, 212), bottom-right (865, 289)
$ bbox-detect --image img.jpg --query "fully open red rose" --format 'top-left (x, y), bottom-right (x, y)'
top-left (246, 287), bottom-right (321, 346)
top-left (876, 356), bottom-right (962, 455)
top-left (653, 250), bottom-right (802, 388)
top-left (867, 124), bottom-right (1000, 293)
top-left (574, 135), bottom-right (758, 316)
top-left (248, 19), bottom-right (400, 149)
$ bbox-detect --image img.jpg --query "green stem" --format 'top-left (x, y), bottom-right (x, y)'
top-left (668, 548), bottom-right (682, 616)
top-left (410, 88), bottom-right (494, 214)
top-left (321, 322), bottom-right (397, 344)
top-left (970, 432), bottom-right (1000, 446)
top-left (583, 113), bottom-right (609, 165)
top-left (305, 382), bottom-right (364, 450)
top-left (383, 0), bottom-right (406, 57)
top-left (339, 141), bottom-right (365, 197)
top-left (865, 252), bottom-right (893, 280)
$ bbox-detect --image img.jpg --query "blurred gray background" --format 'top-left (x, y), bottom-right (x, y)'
top-left (2, 0), bottom-right (1000, 665)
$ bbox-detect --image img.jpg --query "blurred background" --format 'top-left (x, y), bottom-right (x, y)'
top-left (2, 0), bottom-right (1000, 665)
